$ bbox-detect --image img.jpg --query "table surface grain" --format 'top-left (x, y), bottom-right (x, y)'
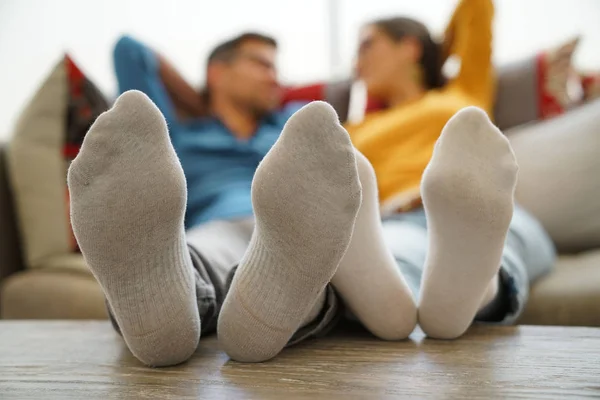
top-left (0, 321), bottom-right (599, 399)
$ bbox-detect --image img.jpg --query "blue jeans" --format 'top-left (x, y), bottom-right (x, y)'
top-left (381, 205), bottom-right (556, 324)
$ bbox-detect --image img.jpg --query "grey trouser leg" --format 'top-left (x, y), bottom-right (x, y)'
top-left (381, 205), bottom-right (556, 324)
top-left (185, 218), bottom-right (255, 334)
top-left (107, 218), bottom-right (254, 335)
top-left (109, 217), bottom-right (341, 341)
top-left (186, 217), bottom-right (341, 341)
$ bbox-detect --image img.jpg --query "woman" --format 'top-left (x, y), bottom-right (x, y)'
top-left (352, 0), bottom-right (494, 211)
top-left (329, 0), bottom-right (556, 340)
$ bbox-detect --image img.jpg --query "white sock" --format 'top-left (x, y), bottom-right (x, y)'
top-left (418, 106), bottom-right (518, 339)
top-left (217, 102), bottom-right (362, 362)
top-left (68, 91), bottom-right (200, 366)
top-left (332, 151), bottom-right (417, 340)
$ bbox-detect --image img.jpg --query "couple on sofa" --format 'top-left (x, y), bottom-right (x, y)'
top-left (68, 0), bottom-right (555, 367)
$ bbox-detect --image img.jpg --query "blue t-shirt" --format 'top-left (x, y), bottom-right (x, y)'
top-left (113, 35), bottom-right (304, 228)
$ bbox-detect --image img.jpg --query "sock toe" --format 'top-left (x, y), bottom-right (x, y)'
top-left (109, 90), bottom-right (169, 138)
top-left (279, 101), bottom-right (355, 161)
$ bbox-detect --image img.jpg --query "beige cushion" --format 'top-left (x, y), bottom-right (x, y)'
top-left (0, 268), bottom-right (107, 319)
top-left (43, 253), bottom-right (93, 273)
top-left (7, 56), bottom-right (108, 273)
top-left (521, 250), bottom-right (600, 326)
top-left (509, 99), bottom-right (600, 252)
top-left (7, 59), bottom-right (72, 269)
top-left (1, 252), bottom-right (598, 325)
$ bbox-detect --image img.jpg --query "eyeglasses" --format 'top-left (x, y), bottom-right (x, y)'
top-left (358, 37), bottom-right (375, 56)
top-left (234, 52), bottom-right (277, 71)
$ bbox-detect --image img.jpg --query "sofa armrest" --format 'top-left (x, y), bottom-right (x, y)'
top-left (0, 143), bottom-right (25, 291)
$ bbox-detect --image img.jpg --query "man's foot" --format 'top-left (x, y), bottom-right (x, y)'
top-left (418, 107), bottom-right (518, 339)
top-left (68, 90), bottom-right (200, 366)
top-left (332, 151), bottom-right (417, 340)
top-left (218, 102), bottom-right (362, 362)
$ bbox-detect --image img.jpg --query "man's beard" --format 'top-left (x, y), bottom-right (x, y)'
top-left (248, 103), bottom-right (271, 120)
top-left (234, 96), bottom-right (275, 120)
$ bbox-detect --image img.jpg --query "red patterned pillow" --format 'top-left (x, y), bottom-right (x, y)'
top-left (8, 55), bottom-right (109, 271)
top-left (580, 72), bottom-right (600, 102)
top-left (494, 37), bottom-right (580, 130)
top-left (536, 37), bottom-right (580, 119)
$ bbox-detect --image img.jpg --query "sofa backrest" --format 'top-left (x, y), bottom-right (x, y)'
top-left (0, 143), bottom-right (25, 286)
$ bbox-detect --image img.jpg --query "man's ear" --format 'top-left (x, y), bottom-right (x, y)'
top-left (206, 62), bottom-right (224, 91)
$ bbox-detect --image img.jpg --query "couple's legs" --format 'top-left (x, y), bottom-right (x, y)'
top-left (68, 92), bottom-right (362, 366)
top-left (216, 105), bottom-right (529, 346)
top-left (221, 106), bottom-right (529, 346)
top-left (335, 107), bottom-right (520, 339)
top-left (69, 91), bottom-right (544, 367)
top-left (219, 137), bottom-right (420, 361)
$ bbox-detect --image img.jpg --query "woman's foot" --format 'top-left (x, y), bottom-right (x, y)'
top-left (332, 151), bottom-right (417, 341)
top-left (418, 107), bottom-right (518, 339)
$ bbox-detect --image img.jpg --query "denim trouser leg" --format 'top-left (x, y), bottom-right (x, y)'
top-left (381, 205), bottom-right (556, 324)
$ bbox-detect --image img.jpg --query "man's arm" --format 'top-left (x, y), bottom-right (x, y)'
top-left (113, 36), bottom-right (206, 128)
top-left (156, 54), bottom-right (207, 119)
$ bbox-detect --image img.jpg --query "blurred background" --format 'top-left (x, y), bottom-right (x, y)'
top-left (2, 0), bottom-right (600, 326)
top-left (1, 0), bottom-right (600, 138)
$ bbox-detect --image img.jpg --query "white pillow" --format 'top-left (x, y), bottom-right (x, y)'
top-left (508, 99), bottom-right (600, 252)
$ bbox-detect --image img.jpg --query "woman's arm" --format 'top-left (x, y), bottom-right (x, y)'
top-left (114, 36), bottom-right (178, 127)
top-left (443, 0), bottom-right (495, 110)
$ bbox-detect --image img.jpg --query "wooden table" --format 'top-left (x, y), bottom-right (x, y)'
top-left (0, 322), bottom-right (598, 399)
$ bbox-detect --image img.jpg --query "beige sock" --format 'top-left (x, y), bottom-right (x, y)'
top-left (418, 106), bottom-right (518, 339)
top-left (68, 91), bottom-right (200, 367)
top-left (332, 151), bottom-right (417, 340)
top-left (217, 102), bottom-right (362, 362)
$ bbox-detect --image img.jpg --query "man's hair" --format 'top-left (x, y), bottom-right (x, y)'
top-left (201, 32), bottom-right (277, 105)
top-left (207, 32), bottom-right (277, 65)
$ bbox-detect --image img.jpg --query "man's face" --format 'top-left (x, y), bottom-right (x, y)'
top-left (212, 40), bottom-right (281, 116)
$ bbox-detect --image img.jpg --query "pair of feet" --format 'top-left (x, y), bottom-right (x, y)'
top-left (68, 91), bottom-right (517, 367)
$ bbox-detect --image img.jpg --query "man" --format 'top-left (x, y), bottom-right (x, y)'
top-left (113, 33), bottom-right (298, 227)
top-left (70, 33), bottom-right (373, 367)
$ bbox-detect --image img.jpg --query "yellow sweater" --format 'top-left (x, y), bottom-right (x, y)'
top-left (346, 0), bottom-right (495, 213)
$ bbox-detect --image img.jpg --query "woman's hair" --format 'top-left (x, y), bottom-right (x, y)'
top-left (371, 17), bottom-right (446, 89)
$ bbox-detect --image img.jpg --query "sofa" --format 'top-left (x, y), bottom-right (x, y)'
top-left (2, 123), bottom-right (600, 324)
top-left (0, 143), bottom-right (107, 319)
top-left (2, 38), bottom-right (600, 325)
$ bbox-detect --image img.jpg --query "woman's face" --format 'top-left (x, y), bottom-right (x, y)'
top-left (357, 25), bottom-right (419, 99)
